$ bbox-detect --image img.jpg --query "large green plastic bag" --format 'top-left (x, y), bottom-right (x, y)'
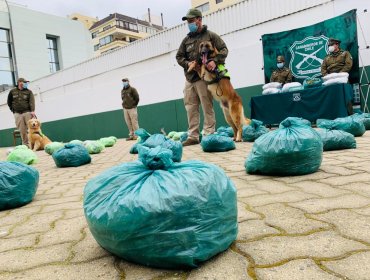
top-left (52, 143), bottom-right (91, 167)
top-left (242, 119), bottom-right (269, 142)
top-left (246, 117), bottom-right (323, 176)
top-left (0, 162), bottom-right (39, 210)
top-left (351, 113), bottom-right (370, 130)
top-left (44, 142), bottom-right (64, 155)
top-left (317, 116), bottom-right (365, 137)
top-left (83, 146), bottom-right (237, 269)
top-left (317, 129), bottom-right (356, 151)
top-left (201, 134), bottom-right (235, 152)
top-left (84, 141), bottom-right (105, 154)
top-left (69, 139), bottom-right (84, 146)
top-left (7, 145), bottom-right (38, 165)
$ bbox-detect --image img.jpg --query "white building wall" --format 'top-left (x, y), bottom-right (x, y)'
top-left (7, 5), bottom-right (93, 81)
top-left (0, 0), bottom-right (369, 130)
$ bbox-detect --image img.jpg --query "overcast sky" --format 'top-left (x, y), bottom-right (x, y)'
top-left (9, 0), bottom-right (191, 27)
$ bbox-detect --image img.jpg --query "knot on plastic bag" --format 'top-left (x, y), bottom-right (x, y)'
top-left (281, 119), bottom-right (292, 128)
top-left (138, 146), bottom-right (174, 170)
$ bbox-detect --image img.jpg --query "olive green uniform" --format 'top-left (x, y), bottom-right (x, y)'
top-left (176, 25), bottom-right (228, 140)
top-left (121, 86), bottom-right (139, 137)
top-left (270, 67), bottom-right (292, 84)
top-left (321, 49), bottom-right (353, 76)
top-left (7, 88), bottom-right (35, 145)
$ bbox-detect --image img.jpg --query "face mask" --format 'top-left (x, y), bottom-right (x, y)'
top-left (188, 22), bottom-right (198, 33)
top-left (122, 82), bottom-right (129, 88)
top-left (328, 46), bottom-right (335, 53)
top-left (277, 63), bottom-right (284, 69)
top-left (23, 83), bottom-right (28, 89)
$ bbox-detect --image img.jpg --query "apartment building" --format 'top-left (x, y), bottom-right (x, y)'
top-left (191, 0), bottom-right (241, 14)
top-left (90, 13), bottom-right (164, 56)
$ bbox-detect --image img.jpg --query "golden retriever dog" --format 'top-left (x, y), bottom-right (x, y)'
top-left (196, 41), bottom-right (251, 142)
top-left (27, 118), bottom-right (52, 151)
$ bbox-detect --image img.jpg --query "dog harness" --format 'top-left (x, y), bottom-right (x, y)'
top-left (205, 63), bottom-right (230, 85)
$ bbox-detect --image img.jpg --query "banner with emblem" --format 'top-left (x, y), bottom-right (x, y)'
top-left (262, 9), bottom-right (359, 84)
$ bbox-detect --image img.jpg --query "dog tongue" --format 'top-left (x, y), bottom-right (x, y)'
top-left (202, 54), bottom-right (207, 65)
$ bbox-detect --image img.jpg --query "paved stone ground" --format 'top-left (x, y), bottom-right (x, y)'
top-left (0, 133), bottom-right (370, 280)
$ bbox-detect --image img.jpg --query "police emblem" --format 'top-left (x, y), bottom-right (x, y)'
top-left (289, 35), bottom-right (329, 79)
top-left (293, 93), bottom-right (301, 102)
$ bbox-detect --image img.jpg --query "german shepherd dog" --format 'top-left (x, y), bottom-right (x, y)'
top-left (190, 41), bottom-right (250, 141)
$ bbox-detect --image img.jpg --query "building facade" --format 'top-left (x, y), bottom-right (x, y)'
top-left (0, 0), bottom-right (369, 147)
top-left (0, 1), bottom-right (93, 91)
top-left (191, 0), bottom-right (241, 14)
top-left (90, 13), bottom-right (164, 56)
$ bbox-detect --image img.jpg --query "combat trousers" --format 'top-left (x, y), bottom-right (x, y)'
top-left (14, 112), bottom-right (33, 145)
top-left (123, 107), bottom-right (139, 137)
top-left (183, 79), bottom-right (216, 140)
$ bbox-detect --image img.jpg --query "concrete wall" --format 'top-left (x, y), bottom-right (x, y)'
top-left (1, 4), bottom-right (93, 82)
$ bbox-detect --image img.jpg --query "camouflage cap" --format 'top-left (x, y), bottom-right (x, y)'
top-left (17, 77), bottom-right (29, 83)
top-left (182, 9), bottom-right (202, 21)
top-left (277, 55), bottom-right (285, 62)
top-left (121, 78), bottom-right (129, 82)
top-left (328, 38), bottom-right (341, 46)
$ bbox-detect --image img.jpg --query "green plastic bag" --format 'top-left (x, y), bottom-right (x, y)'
top-left (317, 116), bottom-right (365, 137)
top-left (216, 126), bottom-right (234, 137)
top-left (242, 119), bottom-right (269, 142)
top-left (7, 145), bottom-right (38, 165)
top-left (69, 139), bottom-right (84, 146)
top-left (99, 137), bottom-right (116, 147)
top-left (44, 142), bottom-right (65, 155)
top-left (0, 162), bottom-right (39, 210)
top-left (317, 129), bottom-right (356, 151)
top-left (172, 132), bottom-right (185, 141)
top-left (52, 143), bottom-right (91, 167)
top-left (84, 146), bottom-right (237, 269)
top-left (246, 117), bottom-right (323, 175)
top-left (84, 141), bottom-right (105, 154)
top-left (201, 134), bottom-right (235, 152)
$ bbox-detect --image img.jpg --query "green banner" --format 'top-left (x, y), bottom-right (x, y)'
top-left (262, 10), bottom-right (359, 84)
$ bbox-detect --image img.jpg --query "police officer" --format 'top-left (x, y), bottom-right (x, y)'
top-left (270, 56), bottom-right (292, 84)
top-left (7, 78), bottom-right (35, 146)
top-left (121, 78), bottom-right (140, 141)
top-left (176, 8), bottom-right (228, 146)
top-left (321, 38), bottom-right (353, 76)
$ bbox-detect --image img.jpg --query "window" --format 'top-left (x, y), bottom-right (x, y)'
top-left (0, 28), bottom-right (15, 89)
top-left (129, 37), bottom-right (137, 42)
top-left (116, 20), bottom-right (139, 32)
top-left (216, 0), bottom-right (223, 4)
top-left (91, 31), bottom-right (98, 39)
top-left (196, 2), bottom-right (210, 13)
top-left (46, 36), bottom-right (60, 73)
top-left (99, 35), bottom-right (113, 46)
top-left (94, 44), bottom-right (99, 51)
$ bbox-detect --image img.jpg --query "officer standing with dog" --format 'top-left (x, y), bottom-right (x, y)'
top-left (321, 38), bottom-right (353, 76)
top-left (7, 77), bottom-right (35, 146)
top-left (270, 55), bottom-right (292, 84)
top-left (121, 78), bottom-right (140, 141)
top-left (176, 8), bottom-right (228, 146)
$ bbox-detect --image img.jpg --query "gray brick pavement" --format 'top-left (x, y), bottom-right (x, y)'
top-left (1, 133), bottom-right (370, 279)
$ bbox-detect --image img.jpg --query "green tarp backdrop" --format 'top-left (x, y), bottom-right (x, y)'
top-left (262, 10), bottom-right (359, 84)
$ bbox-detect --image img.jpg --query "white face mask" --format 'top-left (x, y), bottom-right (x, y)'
top-left (277, 62), bottom-right (284, 69)
top-left (328, 46), bottom-right (335, 53)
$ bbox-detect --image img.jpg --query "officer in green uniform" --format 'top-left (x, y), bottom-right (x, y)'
top-left (176, 8), bottom-right (228, 146)
top-left (121, 78), bottom-right (140, 141)
top-left (7, 77), bottom-right (35, 146)
top-left (270, 56), bottom-right (292, 84)
top-left (321, 38), bottom-right (353, 76)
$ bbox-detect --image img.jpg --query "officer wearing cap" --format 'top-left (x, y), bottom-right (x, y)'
top-left (321, 38), bottom-right (353, 76)
top-left (121, 78), bottom-right (140, 140)
top-left (270, 55), bottom-right (292, 84)
top-left (7, 77), bottom-right (35, 146)
top-left (176, 8), bottom-right (228, 146)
